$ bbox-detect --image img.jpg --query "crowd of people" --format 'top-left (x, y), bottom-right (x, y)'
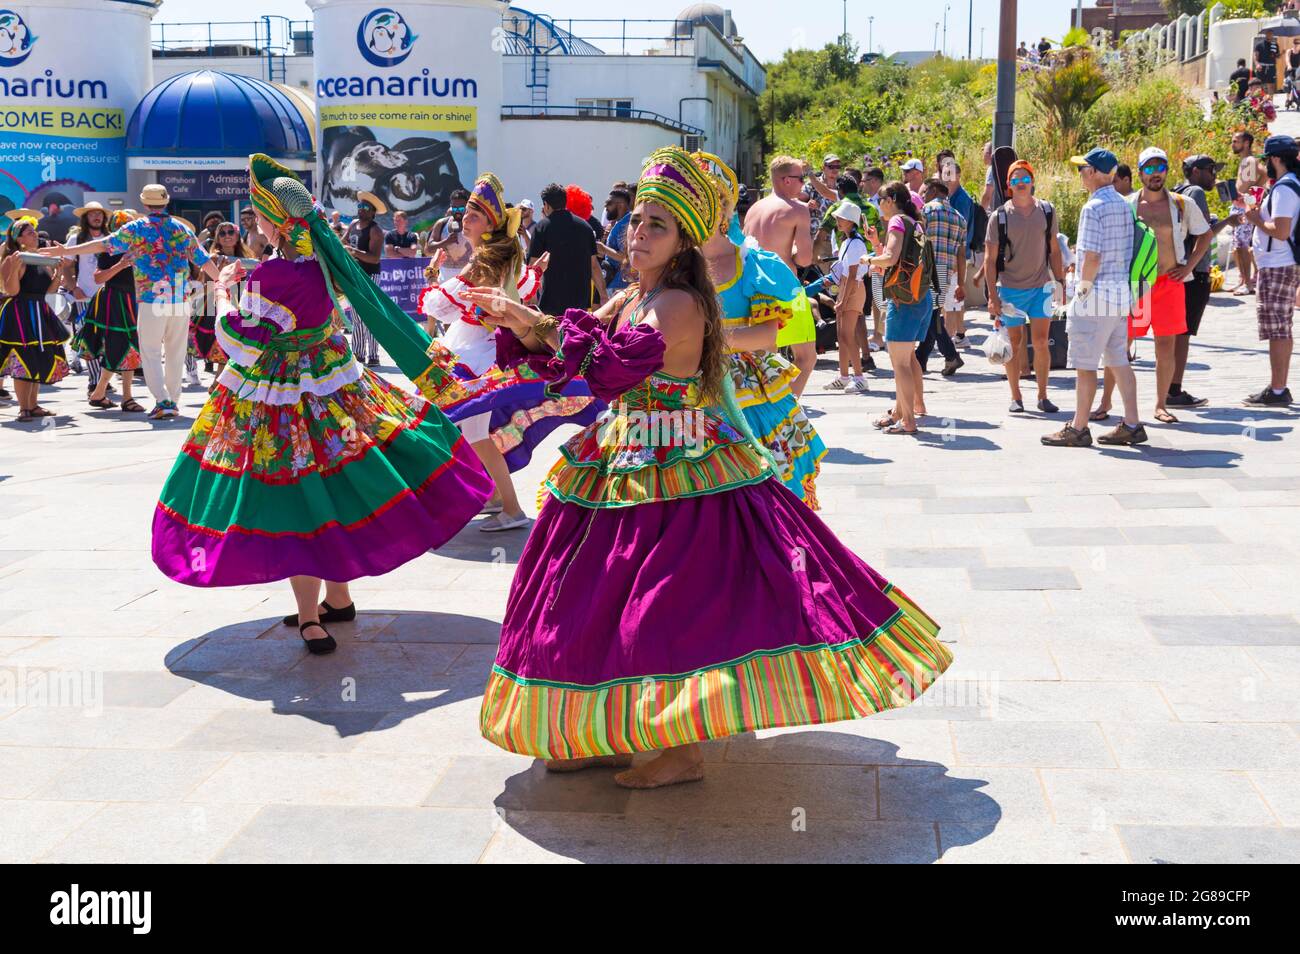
top-left (4, 107), bottom-right (1299, 785)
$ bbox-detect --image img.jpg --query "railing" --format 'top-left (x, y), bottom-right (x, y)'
top-left (501, 104), bottom-right (704, 135)
top-left (501, 17), bottom-right (701, 57)
top-left (152, 17), bottom-right (311, 57)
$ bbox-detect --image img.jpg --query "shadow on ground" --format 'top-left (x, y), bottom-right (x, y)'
top-left (492, 734), bottom-right (998, 863)
top-left (165, 610), bottom-right (501, 736)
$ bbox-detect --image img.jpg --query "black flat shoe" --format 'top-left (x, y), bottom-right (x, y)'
top-left (283, 601), bottom-right (357, 627)
top-left (299, 621), bottom-right (337, 655)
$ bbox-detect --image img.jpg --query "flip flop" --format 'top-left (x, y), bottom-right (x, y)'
top-left (873, 414), bottom-right (898, 429)
top-left (1089, 408), bottom-right (1111, 422)
top-left (884, 422), bottom-right (918, 435)
top-left (1154, 410), bottom-right (1179, 424)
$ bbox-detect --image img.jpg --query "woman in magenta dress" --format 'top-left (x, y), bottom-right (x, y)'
top-left (466, 147), bottom-right (951, 789)
top-left (150, 154), bottom-right (492, 652)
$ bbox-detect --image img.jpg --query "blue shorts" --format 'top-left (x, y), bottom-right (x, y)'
top-left (884, 290), bottom-right (934, 342)
top-left (997, 285), bottom-right (1053, 326)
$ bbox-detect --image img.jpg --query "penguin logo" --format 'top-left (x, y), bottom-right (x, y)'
top-left (0, 10), bottom-right (36, 67)
top-left (357, 8), bottom-right (417, 68)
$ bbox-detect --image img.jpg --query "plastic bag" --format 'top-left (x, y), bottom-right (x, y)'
top-left (985, 306), bottom-right (1021, 367)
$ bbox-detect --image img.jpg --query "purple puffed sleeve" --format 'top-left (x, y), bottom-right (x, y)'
top-left (503, 308), bottom-right (666, 402)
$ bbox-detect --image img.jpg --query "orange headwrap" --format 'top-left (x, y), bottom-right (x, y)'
top-left (1006, 159), bottom-right (1036, 188)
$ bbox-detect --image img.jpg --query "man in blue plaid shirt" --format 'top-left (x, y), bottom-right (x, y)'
top-left (1043, 148), bottom-right (1146, 448)
top-left (919, 179), bottom-right (967, 376)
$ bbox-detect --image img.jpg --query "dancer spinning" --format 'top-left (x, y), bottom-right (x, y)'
top-left (469, 146), bottom-right (951, 789)
top-left (696, 151), bottom-right (827, 507)
top-left (400, 173), bottom-right (598, 530)
top-left (71, 210), bottom-right (144, 412)
top-left (150, 154), bottom-right (493, 652)
top-left (1, 215), bottom-right (70, 422)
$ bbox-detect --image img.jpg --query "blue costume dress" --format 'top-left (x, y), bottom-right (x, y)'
top-left (716, 242), bottom-right (827, 507)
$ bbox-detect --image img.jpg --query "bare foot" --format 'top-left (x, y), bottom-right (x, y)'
top-left (613, 745), bottom-right (704, 789)
top-left (544, 754), bottom-right (633, 773)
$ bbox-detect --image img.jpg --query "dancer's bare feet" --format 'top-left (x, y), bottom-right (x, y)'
top-left (613, 744), bottom-right (704, 789)
top-left (544, 754), bottom-right (633, 773)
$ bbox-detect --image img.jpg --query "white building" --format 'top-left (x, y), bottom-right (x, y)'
top-left (148, 2), bottom-right (767, 204)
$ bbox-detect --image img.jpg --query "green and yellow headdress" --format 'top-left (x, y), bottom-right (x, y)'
top-left (636, 145), bottom-right (720, 246)
top-left (6, 214), bottom-right (37, 241)
top-left (692, 151), bottom-right (740, 213)
top-left (250, 153), bottom-right (316, 257)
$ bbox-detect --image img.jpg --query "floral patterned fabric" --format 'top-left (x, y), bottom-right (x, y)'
top-left (103, 212), bottom-right (211, 306)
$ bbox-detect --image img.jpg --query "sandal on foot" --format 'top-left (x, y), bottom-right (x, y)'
top-left (299, 621), bottom-right (338, 655)
top-left (88, 397), bottom-right (115, 409)
top-left (1088, 408), bottom-right (1111, 422)
top-left (873, 413), bottom-right (898, 429)
top-left (283, 601), bottom-right (357, 627)
top-left (884, 422), bottom-right (918, 435)
top-left (120, 398), bottom-right (145, 413)
top-left (1154, 409), bottom-right (1179, 424)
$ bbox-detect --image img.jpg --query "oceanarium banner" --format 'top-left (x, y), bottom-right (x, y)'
top-left (313, 3), bottom-right (496, 230)
top-left (0, 4), bottom-right (150, 216)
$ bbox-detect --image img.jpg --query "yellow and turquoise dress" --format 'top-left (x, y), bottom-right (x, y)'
top-left (717, 242), bottom-right (827, 507)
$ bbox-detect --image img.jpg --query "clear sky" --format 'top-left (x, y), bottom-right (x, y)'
top-left (150, 0), bottom-right (1090, 63)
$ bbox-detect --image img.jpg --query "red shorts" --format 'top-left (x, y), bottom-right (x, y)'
top-left (1129, 274), bottom-right (1188, 337)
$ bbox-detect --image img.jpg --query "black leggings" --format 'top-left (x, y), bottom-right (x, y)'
top-left (915, 307), bottom-right (957, 368)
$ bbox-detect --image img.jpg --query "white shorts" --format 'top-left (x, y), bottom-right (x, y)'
top-left (459, 412), bottom-right (491, 444)
top-left (936, 263), bottom-right (962, 313)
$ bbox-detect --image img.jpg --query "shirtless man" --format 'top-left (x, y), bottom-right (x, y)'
top-left (743, 155), bottom-right (816, 396)
top-left (1125, 147), bottom-right (1211, 424)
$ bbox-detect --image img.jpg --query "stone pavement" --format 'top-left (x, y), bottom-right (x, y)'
top-left (2, 291), bottom-right (1300, 864)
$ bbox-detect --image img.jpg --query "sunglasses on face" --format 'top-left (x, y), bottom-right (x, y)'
top-left (1140, 162), bottom-right (1168, 174)
top-left (1009, 175), bottom-right (1033, 186)
top-left (449, 206), bottom-right (466, 213)
top-left (217, 228), bottom-right (237, 236)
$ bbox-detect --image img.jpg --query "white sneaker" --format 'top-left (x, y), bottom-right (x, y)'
top-left (826, 376), bottom-right (848, 391)
top-left (849, 376), bottom-right (869, 394)
top-left (479, 500), bottom-right (504, 515)
top-left (479, 512), bottom-right (532, 532)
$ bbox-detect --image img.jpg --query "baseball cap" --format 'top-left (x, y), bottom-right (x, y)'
top-left (823, 153), bottom-right (841, 166)
top-left (1264, 134), bottom-right (1299, 156)
top-left (1182, 154), bottom-right (1224, 175)
top-left (1069, 148), bottom-right (1119, 174)
top-left (900, 158), bottom-right (924, 173)
top-left (518, 198), bottom-right (535, 210)
top-left (1137, 146), bottom-right (1168, 168)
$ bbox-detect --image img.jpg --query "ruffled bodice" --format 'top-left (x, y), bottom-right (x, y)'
top-left (496, 307), bottom-right (771, 509)
top-left (716, 243), bottom-right (803, 408)
top-left (418, 264), bottom-right (542, 377)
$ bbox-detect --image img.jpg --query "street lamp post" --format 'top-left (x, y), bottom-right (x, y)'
top-left (869, 15), bottom-right (874, 53)
top-left (933, 21), bottom-right (939, 54)
top-left (943, 4), bottom-right (950, 57)
top-left (994, 0), bottom-right (1017, 150)
top-left (842, 0), bottom-right (847, 48)
top-left (980, 26), bottom-right (985, 60)
top-left (967, 0), bottom-right (973, 60)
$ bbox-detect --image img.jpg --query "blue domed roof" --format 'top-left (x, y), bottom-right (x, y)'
top-left (126, 70), bottom-right (314, 160)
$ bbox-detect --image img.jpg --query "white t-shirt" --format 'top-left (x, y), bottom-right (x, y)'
top-left (1253, 173), bottom-right (1300, 268)
top-left (831, 235), bottom-right (867, 285)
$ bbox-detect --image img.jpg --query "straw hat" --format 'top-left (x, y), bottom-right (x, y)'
top-left (74, 200), bottom-right (112, 218)
top-left (4, 208), bottom-right (40, 221)
top-left (356, 190), bottom-right (388, 215)
top-left (139, 183), bottom-right (170, 207)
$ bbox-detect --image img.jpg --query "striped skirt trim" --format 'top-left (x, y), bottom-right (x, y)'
top-left (479, 585), bottom-right (951, 759)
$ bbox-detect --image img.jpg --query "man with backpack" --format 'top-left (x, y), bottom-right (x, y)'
top-left (985, 159), bottom-right (1067, 414)
top-left (1127, 147), bottom-right (1212, 425)
top-left (1243, 135), bottom-right (1300, 406)
top-left (1043, 148), bottom-right (1145, 448)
